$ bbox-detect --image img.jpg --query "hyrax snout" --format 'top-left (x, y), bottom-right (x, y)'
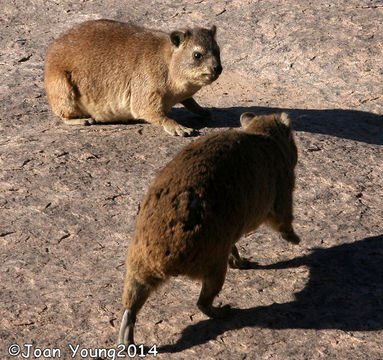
top-left (119, 112), bottom-right (301, 346)
top-left (44, 19), bottom-right (222, 136)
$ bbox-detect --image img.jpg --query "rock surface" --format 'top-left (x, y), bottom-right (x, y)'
top-left (1, 1), bottom-right (382, 359)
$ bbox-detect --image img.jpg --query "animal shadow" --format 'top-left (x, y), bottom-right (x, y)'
top-left (172, 106), bottom-right (383, 145)
top-left (159, 235), bottom-right (383, 353)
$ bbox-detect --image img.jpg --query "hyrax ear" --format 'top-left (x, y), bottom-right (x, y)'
top-left (210, 25), bottom-right (217, 37)
top-left (170, 30), bottom-right (191, 47)
top-left (279, 112), bottom-right (291, 128)
top-left (240, 112), bottom-right (255, 129)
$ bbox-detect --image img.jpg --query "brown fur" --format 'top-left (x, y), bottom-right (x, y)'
top-left (119, 112), bottom-right (300, 345)
top-left (44, 19), bottom-right (222, 136)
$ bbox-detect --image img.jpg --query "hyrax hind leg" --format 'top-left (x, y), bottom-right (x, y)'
top-left (62, 117), bottom-right (95, 126)
top-left (45, 70), bottom-right (93, 125)
top-left (119, 273), bottom-right (158, 346)
top-left (197, 261), bottom-right (231, 318)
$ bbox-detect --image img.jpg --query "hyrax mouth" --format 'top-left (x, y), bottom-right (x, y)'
top-left (200, 72), bottom-right (219, 83)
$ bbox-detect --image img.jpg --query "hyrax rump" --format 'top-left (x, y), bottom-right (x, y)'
top-left (119, 112), bottom-right (301, 345)
top-left (44, 19), bottom-right (222, 136)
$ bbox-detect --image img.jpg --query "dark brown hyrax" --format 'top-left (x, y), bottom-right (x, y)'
top-left (119, 112), bottom-right (301, 345)
top-left (44, 19), bottom-right (222, 136)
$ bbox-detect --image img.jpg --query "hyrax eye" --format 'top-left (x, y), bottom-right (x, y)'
top-left (193, 52), bottom-right (203, 60)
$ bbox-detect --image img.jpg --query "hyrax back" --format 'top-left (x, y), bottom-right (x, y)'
top-left (119, 112), bottom-right (300, 345)
top-left (44, 19), bottom-right (222, 136)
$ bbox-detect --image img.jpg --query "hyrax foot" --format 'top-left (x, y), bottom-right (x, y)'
top-left (282, 231), bottom-right (301, 244)
top-left (118, 309), bottom-right (135, 346)
top-left (162, 121), bottom-right (196, 137)
top-left (197, 303), bottom-right (231, 319)
top-left (63, 117), bottom-right (95, 126)
top-left (228, 255), bottom-right (252, 269)
top-left (229, 245), bottom-right (252, 269)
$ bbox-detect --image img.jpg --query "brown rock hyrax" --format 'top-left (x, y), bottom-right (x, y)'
top-left (119, 112), bottom-right (301, 345)
top-left (44, 19), bottom-right (222, 136)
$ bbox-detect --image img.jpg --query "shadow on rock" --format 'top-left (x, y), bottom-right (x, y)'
top-left (172, 106), bottom-right (383, 145)
top-left (159, 235), bottom-right (383, 354)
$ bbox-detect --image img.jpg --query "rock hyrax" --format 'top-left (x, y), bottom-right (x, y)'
top-left (44, 19), bottom-right (222, 136)
top-left (119, 112), bottom-right (301, 345)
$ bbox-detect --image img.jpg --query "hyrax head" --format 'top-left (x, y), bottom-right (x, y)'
top-left (169, 26), bottom-right (222, 86)
top-left (240, 112), bottom-right (298, 167)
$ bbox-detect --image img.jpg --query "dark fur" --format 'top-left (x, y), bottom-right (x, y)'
top-left (119, 112), bottom-right (300, 345)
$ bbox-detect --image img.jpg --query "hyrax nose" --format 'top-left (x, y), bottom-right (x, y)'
top-left (213, 64), bottom-right (223, 75)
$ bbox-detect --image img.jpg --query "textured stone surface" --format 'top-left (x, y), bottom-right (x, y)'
top-left (1, 1), bottom-right (382, 359)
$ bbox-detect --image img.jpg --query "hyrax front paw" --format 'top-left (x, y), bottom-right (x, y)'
top-left (163, 122), bottom-right (196, 137)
